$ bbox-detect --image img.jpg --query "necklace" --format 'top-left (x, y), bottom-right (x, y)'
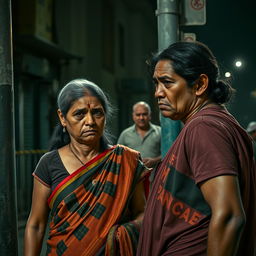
top-left (69, 144), bottom-right (85, 166)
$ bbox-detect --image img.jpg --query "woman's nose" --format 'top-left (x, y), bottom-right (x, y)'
top-left (85, 112), bottom-right (95, 125)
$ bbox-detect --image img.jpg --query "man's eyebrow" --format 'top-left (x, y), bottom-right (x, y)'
top-left (153, 75), bottom-right (172, 80)
top-left (159, 75), bottom-right (172, 80)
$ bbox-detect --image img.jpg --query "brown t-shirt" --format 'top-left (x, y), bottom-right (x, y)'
top-left (137, 105), bottom-right (256, 256)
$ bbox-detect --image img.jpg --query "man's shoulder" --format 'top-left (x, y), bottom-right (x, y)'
top-left (120, 125), bottom-right (136, 135)
top-left (150, 123), bottom-right (161, 132)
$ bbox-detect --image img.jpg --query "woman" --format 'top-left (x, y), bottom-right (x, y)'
top-left (24, 79), bottom-right (146, 256)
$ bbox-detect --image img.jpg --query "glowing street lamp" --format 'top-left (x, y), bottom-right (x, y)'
top-left (235, 60), bottom-right (242, 68)
top-left (225, 72), bottom-right (231, 78)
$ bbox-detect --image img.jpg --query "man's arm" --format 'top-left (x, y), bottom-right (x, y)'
top-left (142, 155), bottom-right (161, 168)
top-left (200, 175), bottom-right (246, 256)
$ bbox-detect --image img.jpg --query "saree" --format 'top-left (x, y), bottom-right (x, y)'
top-left (46, 145), bottom-right (145, 256)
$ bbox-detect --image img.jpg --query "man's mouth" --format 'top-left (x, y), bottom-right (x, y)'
top-left (158, 102), bottom-right (170, 108)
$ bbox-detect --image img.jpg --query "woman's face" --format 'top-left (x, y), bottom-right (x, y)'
top-left (59, 95), bottom-right (106, 146)
top-left (153, 59), bottom-right (198, 122)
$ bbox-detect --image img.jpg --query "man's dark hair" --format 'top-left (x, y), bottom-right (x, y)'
top-left (149, 41), bottom-right (235, 104)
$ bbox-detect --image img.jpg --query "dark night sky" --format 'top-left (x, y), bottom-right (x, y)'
top-left (182, 0), bottom-right (256, 127)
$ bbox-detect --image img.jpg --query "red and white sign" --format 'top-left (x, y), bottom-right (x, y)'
top-left (191, 0), bottom-right (205, 11)
top-left (181, 0), bottom-right (206, 26)
top-left (182, 33), bottom-right (197, 42)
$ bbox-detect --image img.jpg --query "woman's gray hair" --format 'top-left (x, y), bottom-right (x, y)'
top-left (49, 78), bottom-right (114, 150)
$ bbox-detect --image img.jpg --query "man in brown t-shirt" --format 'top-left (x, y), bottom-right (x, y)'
top-left (137, 42), bottom-right (256, 255)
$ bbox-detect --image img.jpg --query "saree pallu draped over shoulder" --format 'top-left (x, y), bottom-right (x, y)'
top-left (46, 145), bottom-right (145, 256)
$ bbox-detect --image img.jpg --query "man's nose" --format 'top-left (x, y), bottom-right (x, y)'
top-left (155, 83), bottom-right (165, 98)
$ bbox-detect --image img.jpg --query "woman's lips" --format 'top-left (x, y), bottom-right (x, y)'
top-left (82, 130), bottom-right (97, 135)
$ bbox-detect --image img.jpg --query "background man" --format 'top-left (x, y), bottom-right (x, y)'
top-left (117, 101), bottom-right (161, 168)
top-left (246, 121), bottom-right (256, 158)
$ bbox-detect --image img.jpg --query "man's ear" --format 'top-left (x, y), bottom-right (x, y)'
top-left (57, 109), bottom-right (66, 127)
top-left (194, 74), bottom-right (209, 96)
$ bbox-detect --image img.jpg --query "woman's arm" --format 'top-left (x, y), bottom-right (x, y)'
top-left (200, 175), bottom-right (246, 256)
top-left (130, 181), bottom-right (146, 221)
top-left (24, 178), bottom-right (51, 256)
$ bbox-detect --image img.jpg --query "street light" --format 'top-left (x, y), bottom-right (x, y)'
top-left (235, 60), bottom-right (242, 68)
top-left (225, 72), bottom-right (231, 78)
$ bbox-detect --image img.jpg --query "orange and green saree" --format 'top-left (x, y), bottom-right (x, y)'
top-left (46, 145), bottom-right (145, 256)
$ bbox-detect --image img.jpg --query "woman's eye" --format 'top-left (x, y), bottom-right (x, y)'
top-left (75, 112), bottom-right (84, 119)
top-left (93, 109), bottom-right (104, 117)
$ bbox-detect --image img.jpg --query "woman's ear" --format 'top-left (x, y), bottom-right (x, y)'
top-left (195, 74), bottom-right (209, 96)
top-left (57, 109), bottom-right (66, 127)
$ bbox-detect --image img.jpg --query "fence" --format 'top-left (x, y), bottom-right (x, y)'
top-left (16, 150), bottom-right (46, 220)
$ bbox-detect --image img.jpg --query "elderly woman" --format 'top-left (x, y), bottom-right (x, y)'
top-left (24, 79), bottom-right (146, 256)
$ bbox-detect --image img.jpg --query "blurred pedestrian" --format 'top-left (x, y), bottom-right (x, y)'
top-left (24, 79), bottom-right (146, 256)
top-left (118, 101), bottom-right (161, 197)
top-left (137, 41), bottom-right (256, 256)
top-left (246, 121), bottom-right (256, 158)
top-left (118, 101), bottom-right (161, 168)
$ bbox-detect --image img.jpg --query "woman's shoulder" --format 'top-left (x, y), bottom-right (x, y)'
top-left (39, 149), bottom-right (58, 162)
top-left (33, 150), bottom-right (60, 187)
top-left (34, 150), bottom-right (60, 171)
top-left (116, 144), bottom-right (141, 156)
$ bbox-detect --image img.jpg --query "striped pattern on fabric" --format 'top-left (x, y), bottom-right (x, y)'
top-left (46, 145), bottom-right (145, 256)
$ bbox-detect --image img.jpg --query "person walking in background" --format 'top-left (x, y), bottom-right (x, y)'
top-left (118, 101), bottom-right (161, 197)
top-left (137, 41), bottom-right (256, 256)
top-left (118, 101), bottom-right (161, 168)
top-left (24, 79), bottom-right (146, 256)
top-left (246, 121), bottom-right (256, 159)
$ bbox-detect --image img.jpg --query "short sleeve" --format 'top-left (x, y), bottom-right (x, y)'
top-left (186, 120), bottom-right (238, 184)
top-left (117, 131), bottom-right (125, 145)
top-left (33, 153), bottom-right (51, 187)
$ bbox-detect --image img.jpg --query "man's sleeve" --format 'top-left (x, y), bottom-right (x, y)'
top-left (185, 121), bottom-right (238, 184)
top-left (117, 131), bottom-right (125, 145)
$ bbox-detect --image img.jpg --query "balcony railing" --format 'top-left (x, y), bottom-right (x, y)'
top-left (16, 149), bottom-right (46, 220)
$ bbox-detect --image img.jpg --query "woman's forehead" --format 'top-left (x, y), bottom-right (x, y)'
top-left (72, 95), bottom-right (103, 108)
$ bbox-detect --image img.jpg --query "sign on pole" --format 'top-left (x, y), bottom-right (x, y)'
top-left (181, 0), bottom-right (206, 26)
top-left (181, 32), bottom-right (197, 42)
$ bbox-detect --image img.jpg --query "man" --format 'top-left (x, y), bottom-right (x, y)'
top-left (246, 121), bottom-right (256, 159)
top-left (118, 101), bottom-right (161, 168)
top-left (137, 42), bottom-right (256, 256)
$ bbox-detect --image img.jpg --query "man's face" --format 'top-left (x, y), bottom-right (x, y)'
top-left (132, 105), bottom-right (151, 130)
top-left (153, 60), bottom-right (197, 122)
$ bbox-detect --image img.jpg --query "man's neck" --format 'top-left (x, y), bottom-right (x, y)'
top-left (136, 124), bottom-right (150, 138)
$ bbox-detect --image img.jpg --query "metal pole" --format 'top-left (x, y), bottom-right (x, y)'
top-left (156, 0), bottom-right (182, 157)
top-left (0, 0), bottom-right (18, 255)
